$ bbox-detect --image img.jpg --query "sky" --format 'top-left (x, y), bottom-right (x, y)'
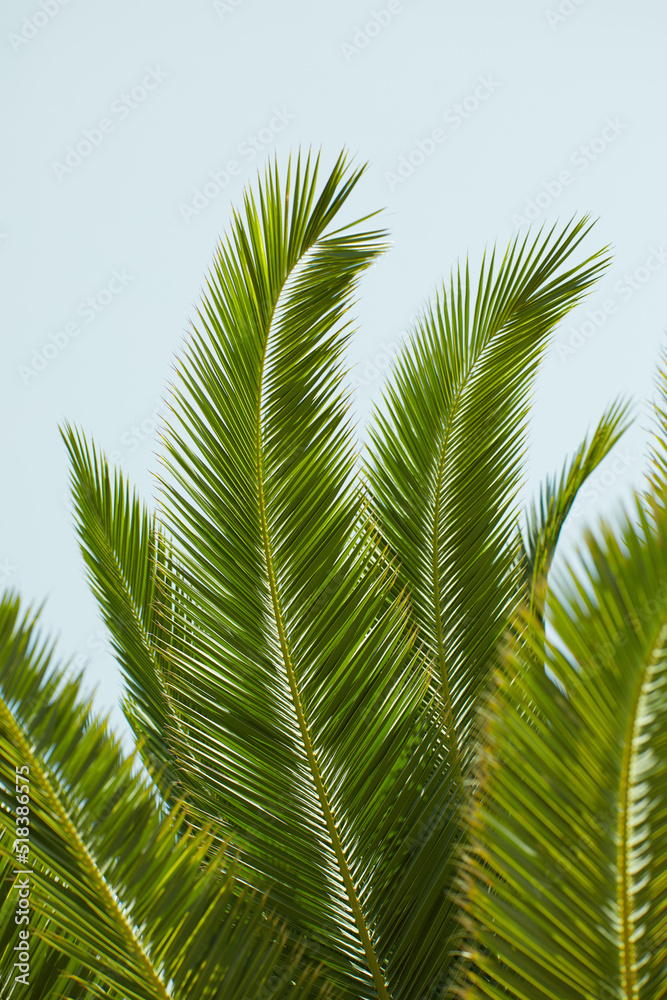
top-left (1, 0), bottom-right (666, 741)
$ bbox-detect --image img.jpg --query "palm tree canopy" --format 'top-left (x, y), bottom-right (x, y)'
top-left (64, 152), bottom-right (460, 1000)
top-left (0, 149), bottom-right (651, 1000)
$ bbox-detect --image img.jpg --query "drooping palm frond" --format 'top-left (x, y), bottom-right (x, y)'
top-left (461, 494), bottom-right (667, 999)
top-left (0, 593), bottom-right (328, 1000)
top-left (363, 217), bottom-right (611, 776)
top-left (65, 152), bottom-right (461, 999)
top-left (517, 397), bottom-right (632, 616)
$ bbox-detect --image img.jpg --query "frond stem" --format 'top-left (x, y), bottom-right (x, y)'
top-left (255, 253), bottom-right (390, 1000)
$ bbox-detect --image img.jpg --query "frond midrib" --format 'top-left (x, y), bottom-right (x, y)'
top-left (255, 248), bottom-right (390, 1000)
top-left (427, 300), bottom-right (528, 777)
top-left (430, 371), bottom-right (464, 778)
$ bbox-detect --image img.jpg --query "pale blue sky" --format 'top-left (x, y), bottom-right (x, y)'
top-left (2, 0), bottom-right (666, 739)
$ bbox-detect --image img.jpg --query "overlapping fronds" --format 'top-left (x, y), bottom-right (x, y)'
top-left (0, 593), bottom-right (326, 1000)
top-left (52, 149), bottom-right (661, 1000)
top-left (461, 496), bottom-right (667, 998)
top-left (65, 153), bottom-right (461, 999)
top-left (0, 839), bottom-right (108, 1000)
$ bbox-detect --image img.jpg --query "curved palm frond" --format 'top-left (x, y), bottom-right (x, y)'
top-left (461, 494), bottom-right (667, 999)
top-left (61, 429), bottom-right (197, 813)
top-left (363, 217), bottom-right (611, 778)
top-left (0, 593), bottom-right (328, 1000)
top-left (517, 397), bottom-right (632, 617)
top-left (64, 152), bottom-right (461, 999)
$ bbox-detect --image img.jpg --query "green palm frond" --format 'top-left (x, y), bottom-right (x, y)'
top-left (644, 342), bottom-right (667, 511)
top-left (363, 217), bottom-right (611, 775)
top-left (517, 397), bottom-right (632, 616)
top-left (64, 152), bottom-right (461, 999)
top-left (0, 593), bottom-right (328, 1000)
top-left (461, 496), bottom-right (667, 999)
top-left (61, 428), bottom-right (195, 813)
top-left (0, 841), bottom-right (106, 1000)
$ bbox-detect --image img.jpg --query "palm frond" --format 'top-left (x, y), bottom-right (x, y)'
top-left (65, 152), bottom-right (461, 999)
top-left (0, 839), bottom-right (111, 1000)
top-left (644, 341), bottom-right (667, 512)
top-left (461, 495), bottom-right (667, 999)
top-left (62, 428), bottom-right (200, 814)
top-left (0, 592), bottom-right (328, 1000)
top-left (363, 217), bottom-right (611, 776)
top-left (517, 397), bottom-right (632, 616)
